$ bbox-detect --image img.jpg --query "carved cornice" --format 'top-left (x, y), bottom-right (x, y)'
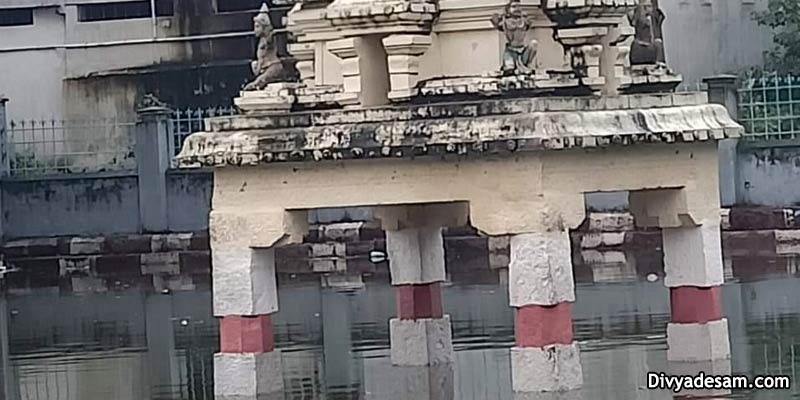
top-left (176, 93), bottom-right (742, 168)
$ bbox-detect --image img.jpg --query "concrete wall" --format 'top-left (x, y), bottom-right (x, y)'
top-left (662, 0), bottom-right (773, 87)
top-left (2, 173), bottom-right (141, 239)
top-left (166, 170), bottom-right (213, 232)
top-left (0, 170), bottom-right (216, 239)
top-left (737, 145), bottom-right (800, 207)
top-left (0, 0), bottom-right (256, 121)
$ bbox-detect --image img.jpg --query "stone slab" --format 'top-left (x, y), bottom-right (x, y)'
top-left (509, 232), bottom-right (576, 307)
top-left (387, 227), bottom-right (446, 285)
top-left (213, 247), bottom-right (279, 316)
top-left (666, 319), bottom-right (731, 362)
top-left (214, 352), bottom-right (284, 397)
top-left (511, 343), bottom-right (583, 393)
top-left (390, 316), bottom-right (454, 366)
top-left (663, 224), bottom-right (724, 288)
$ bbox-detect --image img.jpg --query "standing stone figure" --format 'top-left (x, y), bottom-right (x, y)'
top-left (491, 0), bottom-right (538, 75)
top-left (243, 3), bottom-right (298, 91)
top-left (628, 0), bottom-right (666, 66)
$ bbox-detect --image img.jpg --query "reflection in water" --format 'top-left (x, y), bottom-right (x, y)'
top-left (3, 256), bottom-right (800, 399)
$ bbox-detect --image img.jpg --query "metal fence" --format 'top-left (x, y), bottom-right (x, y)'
top-left (6, 118), bottom-right (136, 177)
top-left (739, 74), bottom-right (800, 142)
top-left (170, 107), bottom-right (237, 158)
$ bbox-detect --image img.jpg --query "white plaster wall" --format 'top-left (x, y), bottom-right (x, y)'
top-left (0, 8), bottom-right (66, 119)
top-left (662, 0), bottom-right (772, 87)
top-left (0, 49), bottom-right (65, 120)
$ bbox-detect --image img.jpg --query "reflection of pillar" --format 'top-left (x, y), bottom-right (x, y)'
top-left (387, 227), bottom-right (454, 366)
top-left (214, 247), bottom-right (284, 398)
top-left (663, 224), bottom-right (731, 363)
top-left (0, 296), bottom-right (19, 400)
top-left (364, 360), bottom-right (454, 400)
top-left (321, 289), bottom-right (356, 392)
top-left (509, 231), bottom-right (583, 394)
top-left (145, 295), bottom-right (178, 397)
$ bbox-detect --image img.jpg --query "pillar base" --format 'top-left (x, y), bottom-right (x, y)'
top-left (667, 358), bottom-right (733, 397)
top-left (390, 316), bottom-right (453, 366)
top-left (667, 319), bottom-right (731, 362)
top-left (364, 362), bottom-right (454, 400)
top-left (513, 390), bottom-right (583, 400)
top-left (511, 343), bottom-right (583, 393)
top-left (214, 352), bottom-right (284, 397)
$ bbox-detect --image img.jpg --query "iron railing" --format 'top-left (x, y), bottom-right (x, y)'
top-left (7, 118), bottom-right (136, 177)
top-left (739, 74), bottom-right (800, 142)
top-left (170, 107), bottom-right (237, 158)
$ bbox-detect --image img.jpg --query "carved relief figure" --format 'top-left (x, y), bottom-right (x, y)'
top-left (491, 0), bottom-right (538, 75)
top-left (244, 3), bottom-right (298, 91)
top-left (628, 0), bottom-right (666, 65)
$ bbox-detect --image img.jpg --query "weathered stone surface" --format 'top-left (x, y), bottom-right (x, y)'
top-left (579, 232), bottom-right (625, 249)
top-left (776, 230), bottom-right (800, 255)
top-left (106, 235), bottom-right (152, 254)
top-left (389, 316), bottom-right (454, 366)
top-left (363, 362), bottom-right (455, 400)
top-left (387, 227), bottom-right (446, 285)
top-left (509, 232), bottom-right (575, 307)
top-left (729, 207), bottom-right (796, 230)
top-left (667, 359), bottom-right (732, 397)
top-left (667, 319), bottom-right (731, 362)
top-left (94, 255), bottom-right (142, 278)
top-left (511, 343), bottom-right (583, 393)
top-left (152, 233), bottom-right (194, 253)
top-left (141, 252), bottom-right (180, 275)
top-left (177, 98), bottom-right (742, 168)
top-left (663, 223), bottom-right (724, 288)
top-left (585, 213), bottom-right (634, 232)
top-left (179, 251), bottom-right (212, 275)
top-left (214, 352), bottom-right (284, 397)
top-left (70, 237), bottom-right (105, 255)
top-left (3, 238), bottom-right (59, 257)
top-left (213, 247), bottom-right (279, 316)
top-left (319, 222), bottom-right (364, 242)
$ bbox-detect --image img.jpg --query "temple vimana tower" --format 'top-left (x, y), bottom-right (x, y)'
top-left (177, 0), bottom-right (742, 398)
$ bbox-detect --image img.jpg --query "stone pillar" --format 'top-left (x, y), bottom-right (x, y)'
top-left (382, 34), bottom-right (432, 102)
top-left (508, 231), bottom-right (583, 394)
top-left (0, 296), bottom-right (18, 400)
top-left (0, 96), bottom-right (8, 241)
top-left (0, 96), bottom-right (8, 175)
top-left (663, 224), bottom-right (731, 363)
top-left (386, 226), bottom-right (454, 366)
top-left (704, 75), bottom-right (740, 207)
top-left (214, 246), bottom-right (284, 398)
top-left (328, 36), bottom-right (390, 107)
top-left (145, 295), bottom-right (178, 395)
top-left (135, 105), bottom-right (172, 233)
top-left (321, 289), bottom-right (356, 392)
top-left (288, 42), bottom-right (316, 86)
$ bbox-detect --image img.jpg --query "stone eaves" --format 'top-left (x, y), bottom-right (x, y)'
top-left (176, 92), bottom-right (743, 168)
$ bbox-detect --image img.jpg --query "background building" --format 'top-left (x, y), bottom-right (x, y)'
top-left (0, 0), bottom-right (296, 122)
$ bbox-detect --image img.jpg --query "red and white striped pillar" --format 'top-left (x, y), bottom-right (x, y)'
top-left (663, 223), bottom-right (731, 362)
top-left (213, 247), bottom-right (284, 398)
top-left (509, 231), bottom-right (583, 393)
top-left (386, 226), bottom-right (454, 366)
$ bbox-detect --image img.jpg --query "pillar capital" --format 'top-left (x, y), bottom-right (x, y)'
top-left (383, 34), bottom-right (433, 101)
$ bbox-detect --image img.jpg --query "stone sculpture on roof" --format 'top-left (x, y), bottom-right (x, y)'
top-left (243, 3), bottom-right (298, 91)
top-left (629, 0), bottom-right (666, 66)
top-left (491, 0), bottom-right (539, 75)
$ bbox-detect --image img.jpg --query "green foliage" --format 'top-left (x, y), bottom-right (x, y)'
top-left (754, 0), bottom-right (800, 74)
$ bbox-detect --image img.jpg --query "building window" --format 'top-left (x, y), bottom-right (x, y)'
top-left (78, 0), bottom-right (174, 22)
top-left (0, 8), bottom-right (34, 27)
top-left (216, 0), bottom-right (265, 13)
